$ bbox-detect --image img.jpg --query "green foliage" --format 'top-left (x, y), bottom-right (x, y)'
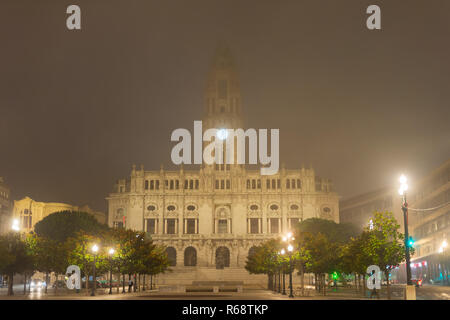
top-left (34, 210), bottom-right (109, 242)
top-left (0, 232), bottom-right (35, 276)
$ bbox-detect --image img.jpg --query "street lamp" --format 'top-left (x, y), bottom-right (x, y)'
top-left (398, 175), bottom-right (412, 286)
top-left (91, 244), bottom-right (99, 296)
top-left (108, 248), bottom-right (115, 294)
top-left (11, 219), bottom-right (20, 232)
top-left (282, 232), bottom-right (295, 298)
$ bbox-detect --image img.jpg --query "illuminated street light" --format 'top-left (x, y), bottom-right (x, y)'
top-left (287, 244), bottom-right (293, 252)
top-left (108, 248), bottom-right (115, 294)
top-left (11, 219), bottom-right (20, 231)
top-left (399, 174), bottom-right (414, 298)
top-left (91, 244), bottom-right (99, 296)
top-left (280, 248), bottom-right (286, 255)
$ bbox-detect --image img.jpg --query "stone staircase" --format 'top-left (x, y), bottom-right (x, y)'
top-left (155, 267), bottom-right (267, 288)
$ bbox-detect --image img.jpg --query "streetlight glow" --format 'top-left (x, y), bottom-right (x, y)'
top-left (109, 248), bottom-right (115, 255)
top-left (287, 244), bottom-right (293, 252)
top-left (281, 248), bottom-right (286, 255)
top-left (11, 219), bottom-right (20, 231)
top-left (92, 244), bottom-right (99, 253)
top-left (399, 174), bottom-right (407, 184)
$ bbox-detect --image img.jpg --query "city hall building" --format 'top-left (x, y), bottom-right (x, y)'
top-left (106, 47), bottom-right (339, 285)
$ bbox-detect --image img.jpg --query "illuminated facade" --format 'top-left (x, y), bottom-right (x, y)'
top-left (106, 47), bottom-right (339, 285)
top-left (0, 177), bottom-right (12, 235)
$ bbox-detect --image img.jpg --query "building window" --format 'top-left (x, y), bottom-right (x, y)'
top-left (165, 219), bottom-right (176, 234)
top-left (272, 179), bottom-right (276, 189)
top-left (156, 180), bottom-right (160, 190)
top-left (297, 179), bottom-right (301, 189)
top-left (289, 218), bottom-right (300, 229)
top-left (218, 80), bottom-right (228, 99)
top-left (266, 179), bottom-right (271, 189)
top-left (184, 247), bottom-right (197, 266)
top-left (147, 205), bottom-right (156, 211)
top-left (186, 219), bottom-right (196, 234)
top-left (286, 179), bottom-right (290, 189)
top-left (165, 180), bottom-right (168, 188)
top-left (187, 205), bottom-right (196, 211)
top-left (113, 221), bottom-right (124, 229)
top-left (290, 204), bottom-right (299, 210)
top-left (250, 204), bottom-right (259, 211)
top-left (270, 204), bottom-right (279, 211)
top-left (218, 219), bottom-right (228, 234)
top-left (166, 247), bottom-right (177, 266)
top-left (249, 218), bottom-right (260, 234)
top-left (269, 218), bottom-right (279, 233)
top-left (257, 179), bottom-right (261, 189)
top-left (146, 219), bottom-right (156, 234)
top-left (175, 180), bottom-right (179, 189)
top-left (21, 209), bottom-right (32, 229)
top-left (150, 180), bottom-right (155, 190)
top-left (120, 186), bottom-right (124, 193)
top-left (226, 179), bottom-right (230, 189)
top-left (167, 205), bottom-right (176, 211)
top-left (247, 179), bottom-right (251, 189)
top-left (277, 179), bottom-right (281, 189)
top-left (221, 180), bottom-right (225, 189)
top-left (145, 180), bottom-right (149, 190)
top-left (195, 180), bottom-right (199, 189)
top-left (190, 180), bottom-right (194, 189)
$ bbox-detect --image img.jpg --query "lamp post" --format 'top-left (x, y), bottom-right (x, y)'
top-left (399, 175), bottom-right (412, 286)
top-left (91, 244), bottom-right (99, 296)
top-left (282, 232), bottom-right (295, 298)
top-left (438, 240), bottom-right (448, 285)
top-left (280, 249), bottom-right (286, 295)
top-left (108, 248), bottom-right (115, 294)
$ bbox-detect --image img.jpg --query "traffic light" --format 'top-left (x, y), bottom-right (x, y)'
top-left (408, 236), bottom-right (415, 248)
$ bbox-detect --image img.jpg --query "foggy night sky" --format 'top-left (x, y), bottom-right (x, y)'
top-left (0, 1), bottom-right (449, 212)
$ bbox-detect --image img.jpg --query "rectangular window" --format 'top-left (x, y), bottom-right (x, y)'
top-left (286, 179), bottom-right (290, 189)
top-left (272, 179), bottom-right (276, 189)
top-left (195, 180), bottom-right (199, 190)
top-left (166, 219), bottom-right (176, 234)
top-left (277, 179), bottom-right (281, 189)
top-left (257, 179), bottom-right (261, 189)
top-left (145, 180), bottom-right (149, 190)
top-left (185, 180), bottom-right (188, 189)
top-left (176, 180), bottom-right (179, 189)
top-left (150, 180), bottom-right (154, 190)
top-left (252, 179), bottom-right (256, 189)
top-left (165, 180), bottom-right (168, 188)
top-left (156, 180), bottom-right (160, 190)
top-left (218, 219), bottom-right (228, 234)
top-left (297, 179), bottom-right (301, 189)
top-left (146, 219), bottom-right (156, 234)
top-left (113, 221), bottom-right (124, 229)
top-left (289, 218), bottom-right (300, 229)
top-left (190, 180), bottom-right (194, 189)
top-left (218, 79), bottom-right (228, 99)
top-left (266, 179), bottom-right (271, 189)
top-left (249, 218), bottom-right (259, 234)
top-left (170, 180), bottom-right (174, 190)
top-left (270, 218), bottom-right (279, 233)
top-left (226, 180), bottom-right (230, 189)
top-left (221, 180), bottom-right (225, 189)
top-left (292, 179), bottom-right (296, 189)
top-left (186, 219), bottom-right (196, 234)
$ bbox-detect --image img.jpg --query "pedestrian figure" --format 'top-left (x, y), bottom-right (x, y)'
top-left (128, 280), bottom-right (133, 292)
top-left (369, 288), bottom-right (379, 299)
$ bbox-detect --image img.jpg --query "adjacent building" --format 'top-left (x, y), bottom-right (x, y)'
top-left (12, 197), bottom-right (107, 233)
top-left (0, 177), bottom-right (12, 235)
top-left (106, 47), bottom-right (339, 286)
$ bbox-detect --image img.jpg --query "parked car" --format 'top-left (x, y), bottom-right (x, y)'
top-left (52, 280), bottom-right (66, 288)
top-left (30, 279), bottom-right (46, 289)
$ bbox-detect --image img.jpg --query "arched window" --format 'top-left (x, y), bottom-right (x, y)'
top-left (290, 204), bottom-right (299, 211)
top-left (187, 205), bottom-right (196, 211)
top-left (250, 204), bottom-right (259, 211)
top-left (248, 246), bottom-right (258, 259)
top-left (147, 205), bottom-right (156, 211)
top-left (184, 247), bottom-right (197, 266)
top-left (215, 246), bottom-right (230, 269)
top-left (166, 247), bottom-right (177, 267)
top-left (167, 205), bottom-right (176, 211)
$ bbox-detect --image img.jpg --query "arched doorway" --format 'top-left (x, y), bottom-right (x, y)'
top-left (248, 246), bottom-right (258, 259)
top-left (215, 246), bottom-right (230, 269)
top-left (184, 246), bottom-right (197, 266)
top-left (165, 247), bottom-right (177, 266)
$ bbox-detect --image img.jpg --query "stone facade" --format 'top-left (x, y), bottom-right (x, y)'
top-left (106, 47), bottom-right (339, 285)
top-left (13, 197), bottom-right (107, 232)
top-left (0, 177), bottom-right (12, 235)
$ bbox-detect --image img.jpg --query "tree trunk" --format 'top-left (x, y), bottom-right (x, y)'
top-left (362, 273), bottom-right (366, 297)
top-left (323, 274), bottom-right (327, 296)
top-left (300, 267), bottom-right (305, 295)
top-left (385, 271), bottom-right (390, 300)
top-left (23, 274), bottom-right (27, 295)
top-left (150, 274), bottom-right (153, 290)
top-left (54, 274), bottom-right (58, 295)
top-left (86, 272), bottom-right (89, 295)
top-left (267, 274), bottom-right (272, 290)
top-left (122, 273), bottom-right (125, 293)
top-left (7, 273), bottom-right (13, 296)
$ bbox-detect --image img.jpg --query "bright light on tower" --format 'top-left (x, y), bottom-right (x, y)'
top-left (217, 128), bottom-right (228, 140)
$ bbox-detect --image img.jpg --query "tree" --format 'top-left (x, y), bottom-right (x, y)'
top-left (362, 211), bottom-right (411, 300)
top-left (0, 232), bottom-right (35, 295)
top-left (245, 239), bottom-right (281, 290)
top-left (27, 234), bottom-right (68, 294)
top-left (34, 210), bottom-right (109, 243)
